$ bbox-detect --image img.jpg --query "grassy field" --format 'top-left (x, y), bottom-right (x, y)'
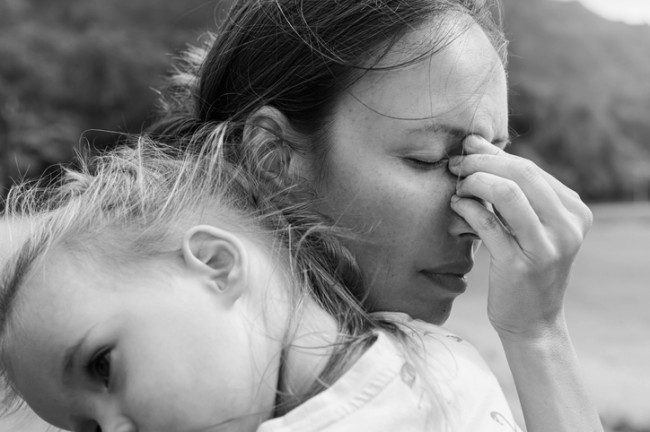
top-left (2, 202), bottom-right (649, 431)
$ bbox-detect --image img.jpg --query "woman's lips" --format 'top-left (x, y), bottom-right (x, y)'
top-left (420, 271), bottom-right (468, 294)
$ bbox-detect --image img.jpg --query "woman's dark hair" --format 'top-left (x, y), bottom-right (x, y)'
top-left (149, 0), bottom-right (506, 158)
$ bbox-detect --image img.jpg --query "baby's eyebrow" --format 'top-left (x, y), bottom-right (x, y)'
top-left (61, 329), bottom-right (93, 387)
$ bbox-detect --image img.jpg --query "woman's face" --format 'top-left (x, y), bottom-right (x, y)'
top-left (4, 250), bottom-right (281, 432)
top-left (309, 20), bottom-right (509, 324)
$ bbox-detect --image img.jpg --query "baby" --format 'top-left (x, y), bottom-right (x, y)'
top-left (0, 131), bottom-right (520, 431)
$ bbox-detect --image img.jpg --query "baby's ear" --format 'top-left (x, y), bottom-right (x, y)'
top-left (243, 105), bottom-right (310, 184)
top-left (181, 225), bottom-right (247, 306)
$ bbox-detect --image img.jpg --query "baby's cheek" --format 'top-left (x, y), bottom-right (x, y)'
top-left (122, 379), bottom-right (194, 429)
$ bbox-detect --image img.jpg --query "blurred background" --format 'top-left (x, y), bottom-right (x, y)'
top-left (0, 0), bottom-right (648, 430)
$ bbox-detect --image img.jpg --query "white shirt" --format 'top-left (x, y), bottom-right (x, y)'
top-left (258, 314), bottom-right (522, 432)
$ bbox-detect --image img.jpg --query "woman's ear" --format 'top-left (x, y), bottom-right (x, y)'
top-left (243, 105), bottom-right (310, 184)
top-left (181, 225), bottom-right (247, 306)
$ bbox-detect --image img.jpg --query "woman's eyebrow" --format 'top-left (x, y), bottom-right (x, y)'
top-left (407, 122), bottom-right (467, 139)
top-left (408, 122), bottom-right (511, 148)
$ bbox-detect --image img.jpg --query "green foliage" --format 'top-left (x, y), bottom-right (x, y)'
top-left (0, 0), bottom-right (229, 201)
top-left (503, 0), bottom-right (650, 201)
top-left (1, 0), bottom-right (650, 203)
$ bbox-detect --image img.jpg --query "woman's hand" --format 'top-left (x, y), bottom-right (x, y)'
top-left (448, 135), bottom-right (593, 341)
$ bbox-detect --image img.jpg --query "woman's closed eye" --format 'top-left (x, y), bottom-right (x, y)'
top-left (403, 156), bottom-right (449, 170)
top-left (85, 348), bottom-right (112, 387)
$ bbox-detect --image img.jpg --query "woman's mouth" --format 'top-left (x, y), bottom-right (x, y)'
top-left (420, 271), bottom-right (468, 294)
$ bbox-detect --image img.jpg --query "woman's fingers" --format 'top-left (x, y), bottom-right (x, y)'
top-left (534, 169), bottom-right (593, 235)
top-left (455, 135), bottom-right (591, 233)
top-left (450, 140), bottom-right (567, 225)
top-left (463, 134), bottom-right (503, 156)
top-left (454, 172), bottom-right (549, 249)
top-left (450, 135), bottom-right (592, 338)
top-left (449, 194), bottom-right (520, 260)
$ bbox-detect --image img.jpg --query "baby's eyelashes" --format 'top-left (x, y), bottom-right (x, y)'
top-left (85, 348), bottom-right (112, 388)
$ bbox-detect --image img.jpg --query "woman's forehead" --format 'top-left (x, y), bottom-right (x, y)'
top-left (374, 12), bottom-right (500, 65)
top-left (334, 21), bottom-right (507, 138)
top-left (361, 21), bottom-right (504, 96)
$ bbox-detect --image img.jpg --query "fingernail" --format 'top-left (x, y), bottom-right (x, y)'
top-left (450, 194), bottom-right (460, 203)
top-left (448, 156), bottom-right (461, 166)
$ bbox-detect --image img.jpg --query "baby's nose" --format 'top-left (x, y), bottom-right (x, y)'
top-left (96, 414), bottom-right (137, 432)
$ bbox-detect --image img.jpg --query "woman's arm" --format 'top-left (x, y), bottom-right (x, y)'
top-left (500, 316), bottom-right (602, 431)
top-left (448, 135), bottom-right (603, 432)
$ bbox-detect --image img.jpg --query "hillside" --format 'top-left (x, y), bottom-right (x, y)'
top-left (503, 0), bottom-right (650, 200)
top-left (0, 0), bottom-right (220, 197)
top-left (1, 0), bottom-right (649, 202)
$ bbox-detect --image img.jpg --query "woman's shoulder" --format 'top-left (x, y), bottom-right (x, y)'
top-left (372, 312), bottom-right (523, 432)
top-left (371, 311), bottom-right (487, 361)
top-left (259, 317), bottom-right (522, 432)
top-left (370, 312), bottom-right (501, 396)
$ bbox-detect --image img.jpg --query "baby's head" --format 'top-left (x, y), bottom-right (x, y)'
top-left (0, 131), bottom-right (365, 431)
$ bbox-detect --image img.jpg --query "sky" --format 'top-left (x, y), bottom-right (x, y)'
top-left (556, 0), bottom-right (650, 25)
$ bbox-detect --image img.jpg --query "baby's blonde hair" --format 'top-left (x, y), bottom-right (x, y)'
top-left (0, 125), bottom-right (449, 427)
top-left (0, 125), bottom-right (376, 414)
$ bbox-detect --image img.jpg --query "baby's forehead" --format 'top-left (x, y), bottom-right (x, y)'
top-left (4, 236), bottom-right (107, 323)
top-left (0, 217), bottom-right (39, 326)
top-left (0, 217), bottom-right (31, 263)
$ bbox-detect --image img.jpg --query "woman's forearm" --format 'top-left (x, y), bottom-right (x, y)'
top-left (500, 315), bottom-right (603, 432)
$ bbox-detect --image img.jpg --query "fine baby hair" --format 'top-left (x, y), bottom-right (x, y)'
top-left (0, 129), bottom-right (375, 429)
top-left (0, 128), bottom-right (365, 328)
top-left (0, 130), bottom-right (522, 431)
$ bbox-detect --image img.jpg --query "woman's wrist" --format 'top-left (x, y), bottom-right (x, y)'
top-left (498, 312), bottom-right (604, 432)
top-left (494, 307), bottom-right (569, 348)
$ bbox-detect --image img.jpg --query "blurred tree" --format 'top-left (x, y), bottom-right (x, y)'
top-left (1, 0), bottom-right (650, 205)
top-left (504, 0), bottom-right (650, 202)
top-left (0, 0), bottom-right (231, 206)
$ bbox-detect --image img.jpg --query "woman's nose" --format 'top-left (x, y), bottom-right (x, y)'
top-left (448, 203), bottom-right (481, 239)
top-left (444, 170), bottom-right (481, 238)
top-left (97, 420), bottom-right (137, 432)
